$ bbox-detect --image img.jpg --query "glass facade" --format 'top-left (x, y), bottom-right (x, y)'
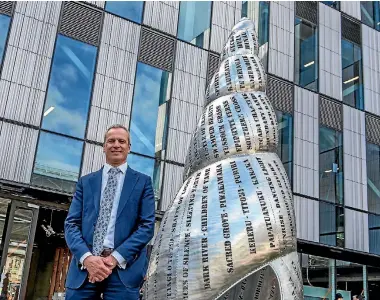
top-left (361, 1), bottom-right (375, 28)
top-left (177, 1), bottom-right (211, 49)
top-left (0, 14), bottom-right (11, 66)
top-left (376, 2), bottom-right (380, 31)
top-left (41, 35), bottom-right (97, 138)
top-left (342, 39), bottom-right (364, 110)
top-left (32, 132), bottom-right (83, 193)
top-left (322, 1), bottom-right (340, 10)
top-left (319, 202), bottom-right (345, 247)
top-left (319, 126), bottom-right (344, 204)
top-left (129, 62), bottom-right (171, 159)
top-left (294, 17), bottom-right (318, 91)
top-left (105, 1), bottom-right (144, 24)
top-left (369, 213), bottom-right (380, 255)
top-left (367, 142), bottom-right (380, 214)
top-left (276, 110), bottom-right (293, 183)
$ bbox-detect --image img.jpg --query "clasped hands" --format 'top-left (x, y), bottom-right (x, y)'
top-left (83, 255), bottom-right (118, 283)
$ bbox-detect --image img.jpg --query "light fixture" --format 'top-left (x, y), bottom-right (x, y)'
top-left (343, 76), bottom-right (359, 84)
top-left (304, 61), bottom-right (315, 67)
top-left (43, 106), bottom-right (55, 116)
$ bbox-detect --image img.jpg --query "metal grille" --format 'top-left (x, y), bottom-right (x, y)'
top-left (139, 27), bottom-right (175, 72)
top-left (320, 96), bottom-right (342, 131)
top-left (207, 52), bottom-right (220, 85)
top-left (0, 1), bottom-right (14, 16)
top-left (59, 2), bottom-right (103, 46)
top-left (342, 15), bottom-right (361, 45)
top-left (366, 115), bottom-right (380, 145)
top-left (295, 1), bottom-right (318, 24)
top-left (266, 75), bottom-right (293, 114)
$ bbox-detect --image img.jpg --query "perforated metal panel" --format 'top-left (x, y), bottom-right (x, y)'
top-left (0, 1), bottom-right (14, 16)
top-left (320, 96), bottom-right (342, 131)
top-left (59, 2), bottom-right (103, 46)
top-left (366, 114), bottom-right (380, 145)
top-left (266, 75), bottom-right (293, 114)
top-left (138, 27), bottom-right (175, 72)
top-left (295, 1), bottom-right (318, 24)
top-left (207, 52), bottom-right (219, 85)
top-left (342, 15), bottom-right (361, 45)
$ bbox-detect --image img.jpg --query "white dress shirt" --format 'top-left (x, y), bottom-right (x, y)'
top-left (80, 161), bottom-right (128, 269)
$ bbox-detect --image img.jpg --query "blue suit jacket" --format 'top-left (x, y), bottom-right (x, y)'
top-left (64, 166), bottom-right (155, 289)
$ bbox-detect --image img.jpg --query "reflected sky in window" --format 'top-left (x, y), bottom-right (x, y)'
top-left (177, 1), bottom-right (211, 49)
top-left (130, 62), bottom-right (171, 158)
top-left (42, 35), bottom-right (97, 138)
top-left (33, 131), bottom-right (83, 182)
top-left (105, 1), bottom-right (144, 24)
top-left (0, 14), bottom-right (11, 65)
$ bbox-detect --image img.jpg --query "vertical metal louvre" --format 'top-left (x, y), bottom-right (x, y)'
top-left (59, 1), bottom-right (103, 46)
top-left (295, 1), bottom-right (318, 24)
top-left (366, 114), bottom-right (380, 146)
top-left (0, 1), bottom-right (14, 16)
top-left (320, 96), bottom-right (342, 131)
top-left (266, 75), bottom-right (294, 114)
top-left (207, 52), bottom-right (220, 86)
top-left (138, 27), bottom-right (176, 72)
top-left (342, 14), bottom-right (361, 45)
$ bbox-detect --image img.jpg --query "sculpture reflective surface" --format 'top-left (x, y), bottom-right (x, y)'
top-left (144, 18), bottom-right (303, 300)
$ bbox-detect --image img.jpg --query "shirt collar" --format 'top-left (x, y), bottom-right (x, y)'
top-left (104, 161), bottom-right (128, 174)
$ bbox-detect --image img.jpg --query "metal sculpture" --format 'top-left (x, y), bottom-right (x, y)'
top-left (144, 18), bottom-right (303, 300)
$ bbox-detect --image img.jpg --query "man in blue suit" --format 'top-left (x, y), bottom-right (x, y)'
top-left (64, 124), bottom-right (155, 299)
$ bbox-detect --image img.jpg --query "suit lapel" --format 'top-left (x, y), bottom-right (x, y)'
top-left (117, 166), bottom-right (139, 219)
top-left (89, 168), bottom-right (103, 217)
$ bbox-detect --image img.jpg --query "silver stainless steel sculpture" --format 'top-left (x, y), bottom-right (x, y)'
top-left (144, 18), bottom-right (304, 300)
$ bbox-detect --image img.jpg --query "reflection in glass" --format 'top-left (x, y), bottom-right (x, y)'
top-left (319, 202), bottom-right (344, 247)
top-left (369, 213), bottom-right (380, 255)
top-left (322, 1), bottom-right (340, 10)
top-left (319, 126), bottom-right (344, 204)
top-left (105, 1), bottom-right (144, 24)
top-left (368, 266), bottom-right (380, 297)
top-left (366, 143), bottom-right (380, 214)
top-left (128, 153), bottom-right (162, 208)
top-left (375, 2), bottom-right (380, 31)
top-left (129, 62), bottom-right (171, 159)
top-left (41, 35), bottom-right (97, 138)
top-left (342, 39), bottom-right (364, 110)
top-left (32, 131), bottom-right (83, 193)
top-left (177, 1), bottom-right (211, 49)
top-left (0, 208), bottom-right (33, 300)
top-left (0, 14), bottom-right (11, 66)
top-left (336, 260), bottom-right (365, 299)
top-left (295, 17), bottom-right (318, 91)
top-left (361, 1), bottom-right (375, 28)
top-left (276, 110), bottom-right (293, 184)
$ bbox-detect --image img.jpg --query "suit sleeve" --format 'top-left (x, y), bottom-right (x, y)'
top-left (64, 177), bottom-right (91, 261)
top-left (114, 176), bottom-right (155, 265)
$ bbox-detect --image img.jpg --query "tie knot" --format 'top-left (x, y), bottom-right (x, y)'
top-left (108, 167), bottom-right (120, 175)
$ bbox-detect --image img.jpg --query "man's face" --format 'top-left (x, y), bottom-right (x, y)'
top-left (103, 128), bottom-right (130, 166)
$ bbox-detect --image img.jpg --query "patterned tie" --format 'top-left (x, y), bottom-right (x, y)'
top-left (92, 167), bottom-right (120, 256)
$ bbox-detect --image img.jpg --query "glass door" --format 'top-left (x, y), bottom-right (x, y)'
top-left (0, 201), bottom-right (39, 300)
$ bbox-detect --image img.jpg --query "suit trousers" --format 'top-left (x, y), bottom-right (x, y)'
top-left (65, 269), bottom-right (140, 300)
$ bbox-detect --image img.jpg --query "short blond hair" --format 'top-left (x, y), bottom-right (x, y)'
top-left (104, 124), bottom-right (130, 145)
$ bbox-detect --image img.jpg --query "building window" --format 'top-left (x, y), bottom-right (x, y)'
top-left (320, 202), bottom-right (344, 247)
top-left (342, 39), bottom-right (364, 110)
top-left (367, 142), bottom-right (380, 214)
top-left (177, 1), bottom-right (211, 49)
top-left (41, 35), bottom-right (97, 139)
top-left (319, 126), bottom-right (344, 204)
top-left (0, 14), bottom-right (11, 66)
top-left (242, 1), bottom-right (269, 47)
top-left (375, 2), bottom-right (380, 31)
top-left (322, 1), bottom-right (340, 10)
top-left (128, 153), bottom-right (162, 209)
top-left (369, 213), bottom-right (380, 255)
top-left (361, 1), bottom-right (375, 28)
top-left (276, 110), bottom-right (293, 183)
top-left (105, 1), bottom-right (144, 24)
top-left (129, 62), bottom-right (171, 159)
top-left (31, 132), bottom-right (83, 193)
top-left (294, 17), bottom-right (318, 91)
